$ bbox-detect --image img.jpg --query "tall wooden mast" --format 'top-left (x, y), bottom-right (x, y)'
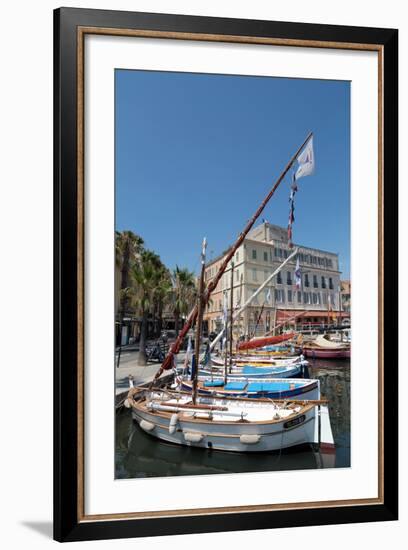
top-left (229, 261), bottom-right (234, 373)
top-left (151, 132), bottom-right (313, 384)
top-left (192, 238), bottom-right (206, 405)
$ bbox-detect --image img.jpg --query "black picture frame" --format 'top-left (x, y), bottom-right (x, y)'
top-left (54, 7), bottom-right (398, 542)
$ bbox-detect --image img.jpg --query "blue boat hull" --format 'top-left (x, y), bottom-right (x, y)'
top-left (181, 379), bottom-right (320, 400)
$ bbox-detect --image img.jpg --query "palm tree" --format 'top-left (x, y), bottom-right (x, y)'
top-left (115, 230), bottom-right (144, 315)
top-left (115, 231), bottom-right (144, 367)
top-left (130, 250), bottom-right (166, 365)
top-left (152, 269), bottom-right (172, 337)
top-left (171, 266), bottom-right (197, 336)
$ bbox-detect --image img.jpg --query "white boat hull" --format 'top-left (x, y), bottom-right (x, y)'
top-left (130, 395), bottom-right (320, 453)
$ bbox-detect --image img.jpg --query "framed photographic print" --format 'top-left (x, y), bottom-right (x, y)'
top-left (54, 7), bottom-right (398, 542)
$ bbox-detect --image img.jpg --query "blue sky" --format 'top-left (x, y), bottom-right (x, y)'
top-left (115, 70), bottom-right (350, 278)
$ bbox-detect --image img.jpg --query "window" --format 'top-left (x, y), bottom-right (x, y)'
top-left (263, 251), bottom-right (268, 262)
top-left (252, 249), bottom-right (257, 260)
top-left (264, 270), bottom-right (269, 282)
top-left (278, 248), bottom-right (283, 258)
top-left (287, 289), bottom-right (293, 303)
top-left (304, 274), bottom-right (309, 287)
top-left (274, 247), bottom-right (278, 257)
top-left (235, 270), bottom-right (239, 281)
top-left (297, 291), bottom-right (302, 303)
top-left (329, 277), bottom-right (334, 290)
top-left (252, 290), bottom-right (258, 305)
top-left (235, 251), bottom-right (239, 262)
top-left (277, 272), bottom-right (282, 285)
top-left (303, 292), bottom-right (311, 304)
top-left (252, 268), bottom-right (257, 281)
top-left (313, 274), bottom-right (318, 288)
top-left (328, 258), bottom-right (333, 268)
top-left (284, 250), bottom-right (288, 259)
top-left (321, 276), bottom-right (326, 289)
top-left (312, 293), bottom-right (318, 305)
top-left (287, 271), bottom-right (292, 285)
top-left (322, 292), bottom-right (327, 305)
top-left (274, 289), bottom-right (285, 303)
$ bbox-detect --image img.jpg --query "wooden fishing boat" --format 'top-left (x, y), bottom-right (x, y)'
top-left (128, 388), bottom-right (326, 453)
top-left (297, 335), bottom-right (350, 359)
top-left (196, 363), bottom-right (304, 379)
top-left (180, 377), bottom-right (320, 400)
top-left (211, 354), bottom-right (304, 367)
top-left (300, 347), bottom-right (350, 359)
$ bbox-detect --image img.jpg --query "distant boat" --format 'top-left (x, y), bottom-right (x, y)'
top-left (211, 355), bottom-right (304, 368)
top-left (301, 347), bottom-right (350, 359)
top-left (297, 334), bottom-right (350, 359)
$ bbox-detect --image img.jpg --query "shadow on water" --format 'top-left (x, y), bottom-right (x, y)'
top-left (115, 359), bottom-right (350, 479)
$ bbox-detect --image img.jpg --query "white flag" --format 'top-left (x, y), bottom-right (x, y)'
top-left (294, 257), bottom-right (302, 289)
top-left (295, 136), bottom-right (315, 180)
top-left (186, 335), bottom-right (192, 359)
top-left (222, 290), bottom-right (228, 328)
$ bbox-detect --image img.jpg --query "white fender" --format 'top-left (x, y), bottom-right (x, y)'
top-left (240, 434), bottom-right (261, 444)
top-left (183, 431), bottom-right (204, 443)
top-left (169, 413), bottom-right (179, 434)
top-left (139, 420), bottom-right (155, 432)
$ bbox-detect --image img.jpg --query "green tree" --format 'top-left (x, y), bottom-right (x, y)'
top-left (130, 250), bottom-right (168, 365)
top-left (171, 266), bottom-right (197, 336)
top-left (115, 230), bottom-right (144, 317)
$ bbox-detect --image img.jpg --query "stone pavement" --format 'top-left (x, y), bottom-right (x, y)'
top-left (115, 351), bottom-right (187, 396)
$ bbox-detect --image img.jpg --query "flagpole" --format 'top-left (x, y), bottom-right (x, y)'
top-left (152, 132), bottom-right (313, 384)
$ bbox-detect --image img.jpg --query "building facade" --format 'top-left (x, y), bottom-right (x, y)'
top-left (203, 222), bottom-right (347, 336)
top-left (340, 280), bottom-right (351, 324)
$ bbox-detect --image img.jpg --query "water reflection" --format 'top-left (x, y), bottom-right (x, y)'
top-left (115, 359), bottom-right (350, 479)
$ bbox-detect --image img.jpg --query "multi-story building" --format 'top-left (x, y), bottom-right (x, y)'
top-left (340, 280), bottom-right (351, 324)
top-left (203, 222), bottom-right (347, 336)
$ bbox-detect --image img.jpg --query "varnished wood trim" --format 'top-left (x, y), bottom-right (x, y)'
top-left (80, 496), bottom-right (383, 523)
top-left (77, 26), bottom-right (383, 52)
top-left (77, 27), bottom-right (85, 522)
top-left (131, 399), bottom-right (315, 426)
top-left (377, 45), bottom-right (384, 503)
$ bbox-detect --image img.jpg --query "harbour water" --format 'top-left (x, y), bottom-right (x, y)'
top-left (115, 358), bottom-right (350, 479)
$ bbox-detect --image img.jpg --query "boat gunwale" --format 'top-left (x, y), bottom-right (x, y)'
top-left (181, 379), bottom-right (319, 398)
top-left (129, 396), bottom-right (316, 426)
